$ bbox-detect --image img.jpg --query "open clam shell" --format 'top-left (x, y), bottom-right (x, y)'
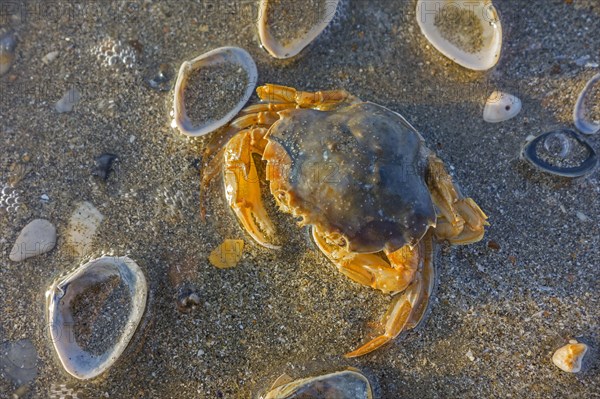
top-left (46, 256), bottom-right (147, 380)
top-left (258, 0), bottom-right (340, 59)
top-left (263, 369), bottom-right (373, 399)
top-left (573, 73), bottom-right (600, 135)
top-left (173, 47), bottom-right (257, 137)
top-left (521, 129), bottom-right (598, 178)
top-left (416, 0), bottom-right (502, 71)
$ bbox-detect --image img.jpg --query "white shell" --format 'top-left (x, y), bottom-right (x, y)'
top-left (46, 256), bottom-right (147, 380)
top-left (66, 201), bottom-right (104, 257)
top-left (173, 47), bottom-right (257, 137)
top-left (552, 340), bottom-right (588, 373)
top-left (483, 91), bottom-right (522, 122)
top-left (258, 0), bottom-right (340, 59)
top-left (573, 73), bottom-right (600, 135)
top-left (416, 0), bottom-right (502, 71)
top-left (264, 369), bottom-right (373, 399)
top-left (10, 219), bottom-right (57, 262)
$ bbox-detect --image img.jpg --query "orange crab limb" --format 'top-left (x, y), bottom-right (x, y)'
top-left (223, 128), bottom-right (279, 249)
top-left (427, 155), bottom-right (488, 244)
top-left (435, 198), bottom-right (488, 244)
top-left (230, 110), bottom-right (280, 130)
top-left (256, 84), bottom-right (357, 110)
top-left (345, 233), bottom-right (435, 358)
top-left (312, 228), bottom-right (418, 294)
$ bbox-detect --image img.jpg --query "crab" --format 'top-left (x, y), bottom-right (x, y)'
top-left (202, 84), bottom-right (488, 357)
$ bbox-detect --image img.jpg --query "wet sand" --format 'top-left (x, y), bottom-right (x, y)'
top-left (0, 1), bottom-right (598, 398)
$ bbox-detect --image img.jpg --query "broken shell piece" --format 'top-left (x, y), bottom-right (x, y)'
top-left (173, 47), bottom-right (257, 137)
top-left (552, 340), bottom-right (588, 373)
top-left (0, 31), bottom-right (17, 76)
top-left (522, 129), bottom-right (598, 178)
top-left (483, 91), bottom-right (522, 122)
top-left (209, 239), bottom-right (244, 269)
top-left (263, 369), bottom-right (373, 399)
top-left (258, 0), bottom-right (340, 59)
top-left (573, 73), bottom-right (600, 135)
top-left (46, 256), bottom-right (147, 380)
top-left (416, 0), bottom-right (502, 71)
top-left (66, 201), bottom-right (104, 257)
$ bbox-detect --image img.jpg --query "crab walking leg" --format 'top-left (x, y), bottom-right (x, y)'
top-left (256, 84), bottom-right (357, 110)
top-left (427, 155), bottom-right (488, 244)
top-left (345, 233), bottom-right (435, 358)
top-left (312, 227), bottom-right (419, 294)
top-left (223, 128), bottom-right (279, 249)
top-left (230, 110), bottom-right (280, 130)
top-left (241, 102), bottom-right (299, 114)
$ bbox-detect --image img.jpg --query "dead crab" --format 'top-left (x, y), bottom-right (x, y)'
top-left (202, 84), bottom-right (488, 357)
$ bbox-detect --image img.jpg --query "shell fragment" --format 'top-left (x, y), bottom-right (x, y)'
top-left (483, 91), bottom-right (522, 123)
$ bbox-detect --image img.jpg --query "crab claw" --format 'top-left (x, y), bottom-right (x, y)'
top-left (224, 129), bottom-right (280, 250)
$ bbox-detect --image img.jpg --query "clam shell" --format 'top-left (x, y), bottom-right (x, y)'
top-left (521, 129), bottom-right (598, 178)
top-left (173, 47), bottom-right (257, 137)
top-left (552, 340), bottom-right (588, 373)
top-left (264, 369), bottom-right (373, 399)
top-left (416, 0), bottom-right (502, 71)
top-left (573, 73), bottom-right (600, 135)
top-left (258, 0), bottom-right (340, 59)
top-left (483, 91), bottom-right (522, 123)
top-left (46, 256), bottom-right (147, 380)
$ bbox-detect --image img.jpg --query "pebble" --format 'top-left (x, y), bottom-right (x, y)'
top-left (466, 349), bottom-right (475, 361)
top-left (552, 340), bottom-right (588, 373)
top-left (55, 87), bottom-right (81, 113)
top-left (9, 219), bottom-right (57, 262)
top-left (93, 153), bottom-right (117, 180)
top-left (42, 50), bottom-right (59, 65)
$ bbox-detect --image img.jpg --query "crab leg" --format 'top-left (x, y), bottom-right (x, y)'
top-left (223, 127), bottom-right (279, 249)
top-left (344, 232), bottom-right (435, 358)
top-left (427, 155), bottom-right (488, 245)
top-left (241, 102), bottom-right (298, 114)
top-left (230, 111), bottom-right (280, 130)
top-left (256, 84), bottom-right (358, 110)
top-left (312, 228), bottom-right (419, 294)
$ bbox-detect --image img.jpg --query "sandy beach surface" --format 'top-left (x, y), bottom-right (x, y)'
top-left (0, 1), bottom-right (598, 398)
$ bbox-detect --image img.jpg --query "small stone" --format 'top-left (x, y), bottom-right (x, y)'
top-left (55, 87), bottom-right (81, 113)
top-left (10, 219), bottom-right (57, 262)
top-left (576, 211), bottom-right (589, 222)
top-left (552, 340), bottom-right (588, 373)
top-left (92, 153), bottom-right (117, 180)
top-left (40, 194), bottom-right (49, 201)
top-left (466, 349), bottom-right (475, 362)
top-left (42, 50), bottom-right (59, 65)
top-left (575, 55), bottom-right (590, 66)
